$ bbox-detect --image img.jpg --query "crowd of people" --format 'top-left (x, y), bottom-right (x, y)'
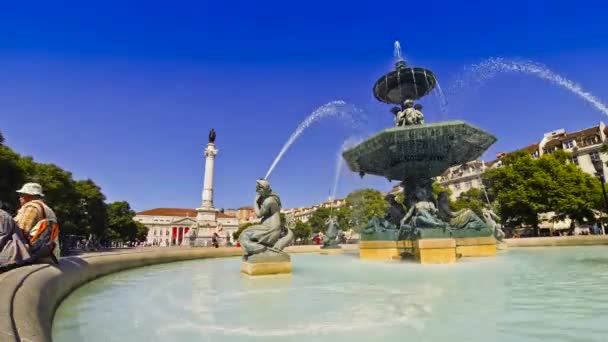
top-left (0, 183), bottom-right (60, 273)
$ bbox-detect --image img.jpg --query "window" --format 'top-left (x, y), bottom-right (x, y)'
top-left (564, 140), bottom-right (574, 149)
top-left (465, 181), bottom-right (472, 189)
top-left (590, 152), bottom-right (601, 161)
top-left (571, 157), bottom-right (579, 165)
top-left (454, 183), bottom-right (461, 190)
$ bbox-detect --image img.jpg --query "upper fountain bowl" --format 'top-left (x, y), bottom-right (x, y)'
top-left (373, 62), bottom-right (437, 104)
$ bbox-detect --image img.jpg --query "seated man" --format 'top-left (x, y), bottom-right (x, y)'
top-left (0, 206), bottom-right (32, 272)
top-left (14, 183), bottom-right (60, 264)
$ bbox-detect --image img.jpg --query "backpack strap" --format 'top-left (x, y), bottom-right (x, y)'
top-left (30, 200), bottom-right (46, 220)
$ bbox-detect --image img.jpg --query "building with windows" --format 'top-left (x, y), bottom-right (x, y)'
top-left (437, 121), bottom-right (608, 200)
top-left (135, 208), bottom-right (238, 246)
top-left (282, 198), bottom-right (346, 223)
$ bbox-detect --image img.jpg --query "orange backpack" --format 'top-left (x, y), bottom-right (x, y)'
top-left (27, 201), bottom-right (60, 263)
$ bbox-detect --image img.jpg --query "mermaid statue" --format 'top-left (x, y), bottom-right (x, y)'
top-left (437, 192), bottom-right (487, 231)
top-left (322, 215), bottom-right (340, 249)
top-left (400, 185), bottom-right (446, 230)
top-left (239, 179), bottom-right (294, 262)
top-left (482, 208), bottom-right (505, 243)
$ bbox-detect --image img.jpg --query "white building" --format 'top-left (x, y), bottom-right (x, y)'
top-left (135, 208), bottom-right (238, 246)
top-left (282, 198), bottom-right (346, 223)
top-left (437, 121), bottom-right (608, 200)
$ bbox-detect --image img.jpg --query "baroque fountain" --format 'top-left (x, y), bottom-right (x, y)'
top-left (51, 42), bottom-right (608, 342)
top-left (343, 43), bottom-right (499, 263)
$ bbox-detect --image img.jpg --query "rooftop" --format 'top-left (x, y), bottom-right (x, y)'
top-left (136, 208), bottom-right (236, 218)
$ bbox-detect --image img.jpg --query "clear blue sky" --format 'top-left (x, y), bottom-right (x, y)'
top-left (1, 1), bottom-right (607, 211)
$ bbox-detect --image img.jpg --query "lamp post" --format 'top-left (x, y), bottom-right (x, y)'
top-left (592, 159), bottom-right (608, 235)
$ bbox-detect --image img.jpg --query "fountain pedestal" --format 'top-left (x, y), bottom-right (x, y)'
top-left (415, 239), bottom-right (457, 264)
top-left (241, 261), bottom-right (292, 276)
top-left (319, 246), bottom-right (343, 255)
top-left (241, 252), bottom-right (292, 276)
top-left (358, 240), bottom-right (412, 261)
top-left (455, 236), bottom-right (497, 257)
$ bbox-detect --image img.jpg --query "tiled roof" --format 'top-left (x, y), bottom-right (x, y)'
top-left (565, 126), bottom-right (599, 140)
top-left (218, 212), bottom-right (236, 218)
top-left (137, 208), bottom-right (236, 218)
top-left (521, 143), bottom-right (540, 152)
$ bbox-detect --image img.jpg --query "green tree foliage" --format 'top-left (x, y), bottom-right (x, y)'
top-left (75, 180), bottom-right (108, 237)
top-left (106, 201), bottom-right (146, 242)
top-left (451, 188), bottom-right (488, 217)
top-left (344, 189), bottom-right (387, 232)
top-left (233, 222), bottom-right (255, 240)
top-left (484, 150), bottom-right (603, 226)
top-left (432, 182), bottom-right (452, 198)
top-left (0, 145), bottom-right (25, 211)
top-left (0, 136), bottom-right (140, 244)
top-left (308, 207), bottom-right (349, 233)
top-left (293, 221), bottom-right (312, 243)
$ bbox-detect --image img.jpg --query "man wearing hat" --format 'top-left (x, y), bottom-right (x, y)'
top-left (14, 183), bottom-right (60, 261)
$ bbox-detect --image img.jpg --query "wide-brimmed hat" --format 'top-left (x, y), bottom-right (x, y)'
top-left (16, 183), bottom-right (45, 197)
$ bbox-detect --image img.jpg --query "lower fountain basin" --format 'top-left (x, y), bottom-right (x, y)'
top-left (53, 247), bottom-right (608, 341)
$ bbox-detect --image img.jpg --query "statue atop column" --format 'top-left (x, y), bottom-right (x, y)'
top-left (208, 128), bottom-right (216, 143)
top-left (239, 179), bottom-right (294, 263)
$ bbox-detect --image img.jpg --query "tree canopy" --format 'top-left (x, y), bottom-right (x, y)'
top-left (0, 132), bottom-right (143, 247)
top-left (343, 188), bottom-right (387, 232)
top-left (484, 150), bottom-right (603, 226)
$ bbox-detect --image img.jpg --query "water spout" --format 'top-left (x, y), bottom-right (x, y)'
top-left (394, 41), bottom-right (403, 61)
top-left (449, 57), bottom-right (608, 117)
top-left (264, 101), bottom-right (364, 180)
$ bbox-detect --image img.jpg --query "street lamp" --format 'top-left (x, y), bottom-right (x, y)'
top-left (592, 159), bottom-right (608, 235)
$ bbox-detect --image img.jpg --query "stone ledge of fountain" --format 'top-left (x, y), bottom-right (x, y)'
top-left (0, 245), bottom-right (330, 342)
top-left (319, 247), bottom-right (343, 255)
top-left (505, 235), bottom-right (608, 247)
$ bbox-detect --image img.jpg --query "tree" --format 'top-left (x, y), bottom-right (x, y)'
top-left (233, 222), bottom-right (255, 241)
top-left (75, 180), bottom-right (108, 238)
top-left (344, 189), bottom-right (387, 232)
top-left (0, 144), bottom-right (25, 212)
top-left (107, 201), bottom-right (140, 242)
top-left (308, 206), bottom-right (349, 233)
top-left (135, 222), bottom-right (149, 242)
top-left (451, 188), bottom-right (487, 217)
top-left (433, 182), bottom-right (452, 198)
top-left (484, 150), bottom-right (603, 228)
top-left (293, 221), bottom-right (312, 243)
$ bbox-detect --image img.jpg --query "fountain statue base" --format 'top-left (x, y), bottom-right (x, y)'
top-left (241, 251), bottom-right (292, 276)
top-left (319, 247), bottom-right (343, 255)
top-left (455, 237), bottom-right (497, 257)
top-left (241, 261), bottom-right (292, 276)
top-left (359, 240), bottom-right (412, 261)
top-left (358, 236), bottom-right (498, 263)
top-left (415, 239), bottom-right (457, 264)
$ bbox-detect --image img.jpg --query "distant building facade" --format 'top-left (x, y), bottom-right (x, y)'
top-left (282, 198), bottom-right (346, 223)
top-left (437, 121), bottom-right (608, 200)
top-left (135, 208), bottom-right (238, 246)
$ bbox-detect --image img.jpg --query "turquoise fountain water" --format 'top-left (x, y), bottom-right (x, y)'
top-left (53, 247), bottom-right (608, 342)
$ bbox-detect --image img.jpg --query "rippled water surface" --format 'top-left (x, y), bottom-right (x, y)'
top-left (53, 247), bottom-right (608, 342)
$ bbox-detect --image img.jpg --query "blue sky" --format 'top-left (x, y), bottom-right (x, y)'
top-left (1, 1), bottom-right (607, 211)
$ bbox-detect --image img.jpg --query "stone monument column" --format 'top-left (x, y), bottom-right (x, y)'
top-left (201, 142), bottom-right (218, 209)
top-left (196, 129), bottom-right (219, 227)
